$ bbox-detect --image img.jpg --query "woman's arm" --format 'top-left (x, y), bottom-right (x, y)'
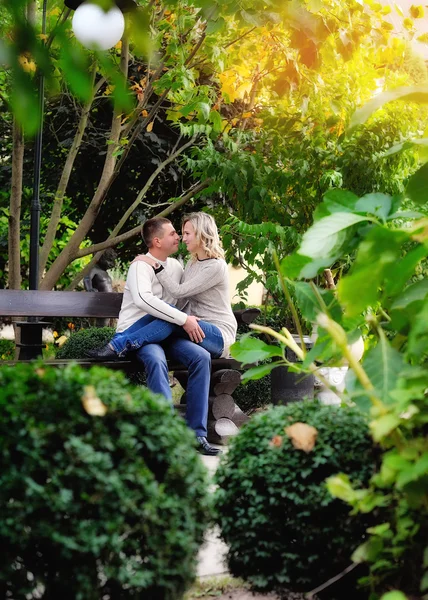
top-left (157, 260), bottom-right (225, 298)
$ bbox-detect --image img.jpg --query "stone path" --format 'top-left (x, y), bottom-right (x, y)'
top-left (197, 450), bottom-right (229, 578)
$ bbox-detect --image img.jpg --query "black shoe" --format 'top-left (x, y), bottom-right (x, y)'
top-left (85, 344), bottom-right (118, 360)
top-left (196, 436), bottom-right (222, 456)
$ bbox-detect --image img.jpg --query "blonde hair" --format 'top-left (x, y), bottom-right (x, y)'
top-left (182, 212), bottom-right (225, 260)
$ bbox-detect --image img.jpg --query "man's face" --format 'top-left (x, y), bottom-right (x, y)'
top-left (157, 223), bottom-right (180, 255)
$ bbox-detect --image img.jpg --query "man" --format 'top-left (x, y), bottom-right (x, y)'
top-left (101, 217), bottom-right (220, 456)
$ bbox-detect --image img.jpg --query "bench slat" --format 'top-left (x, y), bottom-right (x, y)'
top-left (0, 291), bottom-right (123, 318)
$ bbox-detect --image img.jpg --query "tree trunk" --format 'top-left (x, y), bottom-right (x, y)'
top-left (26, 0), bottom-right (37, 25)
top-left (8, 119), bottom-right (24, 290)
top-left (38, 65), bottom-right (98, 278)
top-left (39, 39), bottom-right (130, 291)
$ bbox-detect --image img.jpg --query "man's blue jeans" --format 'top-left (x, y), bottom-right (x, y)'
top-left (111, 313), bottom-right (224, 358)
top-left (135, 340), bottom-right (211, 437)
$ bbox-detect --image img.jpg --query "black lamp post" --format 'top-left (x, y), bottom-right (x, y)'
top-left (28, 0), bottom-right (48, 291)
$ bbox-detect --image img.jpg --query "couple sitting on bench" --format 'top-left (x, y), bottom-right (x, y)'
top-left (88, 212), bottom-right (237, 456)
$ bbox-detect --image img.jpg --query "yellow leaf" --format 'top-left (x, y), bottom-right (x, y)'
top-left (242, 111), bottom-right (252, 118)
top-left (49, 7), bottom-right (61, 16)
top-left (403, 17), bottom-right (414, 30)
top-left (285, 422), bottom-right (318, 453)
top-left (56, 335), bottom-right (68, 347)
top-left (410, 4), bottom-right (424, 18)
top-left (115, 40), bottom-right (122, 49)
top-left (141, 109), bottom-right (148, 117)
top-left (146, 121), bottom-right (154, 132)
top-left (82, 386), bottom-right (108, 417)
top-left (417, 33), bottom-right (428, 43)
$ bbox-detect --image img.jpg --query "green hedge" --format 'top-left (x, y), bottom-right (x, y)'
top-left (215, 401), bottom-right (375, 594)
top-left (0, 339), bottom-right (14, 360)
top-left (0, 363), bottom-right (210, 600)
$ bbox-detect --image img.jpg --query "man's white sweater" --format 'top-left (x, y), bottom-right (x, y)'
top-left (116, 254), bottom-right (185, 333)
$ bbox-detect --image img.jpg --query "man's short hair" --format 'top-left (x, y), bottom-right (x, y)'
top-left (142, 217), bottom-right (172, 248)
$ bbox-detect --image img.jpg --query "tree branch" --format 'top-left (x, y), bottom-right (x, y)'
top-left (39, 63), bottom-right (98, 278)
top-left (40, 38), bottom-right (130, 290)
top-left (66, 179), bottom-right (210, 290)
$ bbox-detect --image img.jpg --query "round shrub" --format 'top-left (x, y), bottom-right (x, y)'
top-left (0, 363), bottom-right (211, 600)
top-left (56, 326), bottom-right (116, 359)
top-left (214, 401), bottom-right (376, 593)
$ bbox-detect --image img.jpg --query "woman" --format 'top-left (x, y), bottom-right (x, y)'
top-left (91, 212), bottom-right (237, 359)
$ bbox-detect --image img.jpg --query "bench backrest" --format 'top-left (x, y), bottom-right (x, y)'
top-left (0, 290), bottom-right (260, 325)
top-left (0, 291), bottom-right (123, 318)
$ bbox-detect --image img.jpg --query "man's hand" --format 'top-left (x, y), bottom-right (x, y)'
top-left (132, 254), bottom-right (159, 268)
top-left (183, 315), bottom-right (205, 343)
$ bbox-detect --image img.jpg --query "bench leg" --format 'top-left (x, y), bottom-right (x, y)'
top-left (174, 367), bottom-right (249, 445)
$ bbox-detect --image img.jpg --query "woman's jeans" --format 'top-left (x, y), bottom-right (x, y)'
top-left (111, 313), bottom-right (224, 358)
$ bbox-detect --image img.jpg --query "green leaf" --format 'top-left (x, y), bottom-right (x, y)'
top-left (291, 282), bottom-right (322, 321)
top-left (362, 334), bottom-right (404, 404)
top-left (344, 369), bottom-right (372, 413)
top-left (406, 161), bottom-right (428, 205)
top-left (299, 213), bottom-right (369, 259)
top-left (241, 362), bottom-right (280, 382)
top-left (59, 45), bottom-right (93, 103)
top-left (354, 193), bottom-right (392, 220)
top-left (209, 110), bottom-right (222, 132)
top-left (391, 279), bottom-right (428, 310)
top-left (381, 137), bottom-right (428, 157)
top-left (313, 189), bottom-right (359, 221)
top-left (380, 591), bottom-right (408, 600)
top-left (348, 85), bottom-right (428, 132)
top-left (326, 474), bottom-right (356, 503)
top-left (230, 334), bottom-right (284, 366)
top-left (338, 227), bottom-right (408, 316)
top-left (384, 243), bottom-right (428, 299)
top-left (352, 538), bottom-right (383, 563)
top-left (407, 301), bottom-right (428, 359)
top-left (370, 414), bottom-right (401, 442)
top-left (280, 253), bottom-right (312, 279)
top-left (396, 452), bottom-right (428, 488)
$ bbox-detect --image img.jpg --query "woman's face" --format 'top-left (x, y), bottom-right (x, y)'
top-left (182, 221), bottom-right (198, 253)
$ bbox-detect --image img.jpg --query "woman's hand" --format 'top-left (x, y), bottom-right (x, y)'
top-left (132, 255), bottom-right (159, 268)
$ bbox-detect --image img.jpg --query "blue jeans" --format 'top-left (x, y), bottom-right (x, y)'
top-left (111, 313), bottom-right (224, 358)
top-left (135, 340), bottom-right (211, 437)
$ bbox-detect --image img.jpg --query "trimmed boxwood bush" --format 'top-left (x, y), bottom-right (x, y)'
top-left (56, 326), bottom-right (116, 359)
top-left (0, 363), bottom-right (210, 600)
top-left (214, 401), bottom-right (376, 594)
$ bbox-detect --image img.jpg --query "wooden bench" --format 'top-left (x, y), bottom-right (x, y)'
top-left (0, 290), bottom-right (260, 443)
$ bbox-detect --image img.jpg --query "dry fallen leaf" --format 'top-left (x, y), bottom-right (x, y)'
top-left (146, 121), bottom-right (154, 132)
top-left (269, 435), bottom-right (283, 448)
top-left (82, 386), bottom-right (108, 417)
top-left (285, 422), bottom-right (318, 453)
